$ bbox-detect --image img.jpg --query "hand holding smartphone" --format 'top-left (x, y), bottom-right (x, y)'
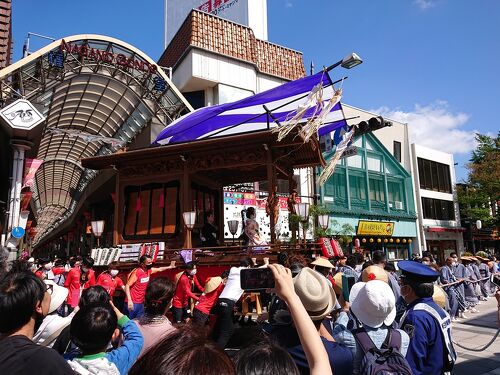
top-left (240, 268), bottom-right (275, 290)
top-left (491, 274), bottom-right (500, 289)
top-left (342, 274), bottom-right (356, 302)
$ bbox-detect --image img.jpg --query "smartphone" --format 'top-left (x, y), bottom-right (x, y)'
top-left (342, 274), bottom-right (356, 302)
top-left (491, 274), bottom-right (500, 288)
top-left (240, 268), bottom-right (275, 290)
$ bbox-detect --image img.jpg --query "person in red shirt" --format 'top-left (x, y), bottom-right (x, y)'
top-left (172, 261), bottom-right (204, 323)
top-left (193, 270), bottom-right (229, 325)
top-left (35, 258), bottom-right (66, 281)
top-left (96, 261), bottom-right (125, 298)
top-left (124, 255), bottom-right (176, 319)
top-left (64, 256), bottom-right (96, 312)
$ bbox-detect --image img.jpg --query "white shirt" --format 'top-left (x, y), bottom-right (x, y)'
top-left (219, 266), bottom-right (247, 301)
top-left (33, 310), bottom-right (76, 347)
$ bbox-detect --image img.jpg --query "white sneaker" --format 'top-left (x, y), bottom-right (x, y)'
top-left (459, 313), bottom-right (469, 319)
top-left (470, 308), bottom-right (479, 313)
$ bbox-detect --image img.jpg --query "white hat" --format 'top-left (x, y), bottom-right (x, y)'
top-left (349, 280), bottom-right (396, 328)
top-left (28, 257), bottom-right (35, 263)
top-left (44, 280), bottom-right (68, 314)
top-left (293, 267), bottom-right (336, 321)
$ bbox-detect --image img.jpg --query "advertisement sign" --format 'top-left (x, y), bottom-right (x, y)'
top-left (356, 221), bottom-right (395, 236)
top-left (20, 191), bottom-right (33, 210)
top-left (22, 159), bottom-right (43, 189)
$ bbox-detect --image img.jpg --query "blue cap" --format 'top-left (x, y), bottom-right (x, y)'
top-left (398, 260), bottom-right (439, 283)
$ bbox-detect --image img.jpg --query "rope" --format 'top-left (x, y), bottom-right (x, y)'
top-left (452, 328), bottom-right (500, 352)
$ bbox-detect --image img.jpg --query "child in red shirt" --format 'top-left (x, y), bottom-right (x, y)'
top-left (193, 270), bottom-right (229, 325)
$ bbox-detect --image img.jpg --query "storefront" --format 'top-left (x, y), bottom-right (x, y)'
top-left (424, 226), bottom-right (465, 264)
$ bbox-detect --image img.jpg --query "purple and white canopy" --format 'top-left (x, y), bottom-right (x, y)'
top-left (154, 71), bottom-right (347, 145)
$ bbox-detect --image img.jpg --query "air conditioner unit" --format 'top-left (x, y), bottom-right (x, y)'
top-left (394, 201), bottom-right (403, 210)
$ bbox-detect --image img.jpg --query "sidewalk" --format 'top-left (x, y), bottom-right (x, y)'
top-left (453, 297), bottom-right (500, 375)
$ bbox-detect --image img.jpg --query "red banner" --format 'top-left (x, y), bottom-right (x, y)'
top-left (22, 159), bottom-right (43, 189)
top-left (20, 191), bottom-right (33, 210)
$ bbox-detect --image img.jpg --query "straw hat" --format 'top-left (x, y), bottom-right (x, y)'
top-left (174, 271), bottom-right (184, 285)
top-left (204, 276), bottom-right (223, 294)
top-left (361, 265), bottom-right (389, 284)
top-left (293, 268), bottom-right (336, 321)
top-left (332, 272), bottom-right (343, 295)
top-left (349, 280), bottom-right (396, 328)
top-left (311, 257), bottom-right (334, 269)
top-left (44, 280), bottom-right (68, 314)
top-left (432, 285), bottom-right (447, 309)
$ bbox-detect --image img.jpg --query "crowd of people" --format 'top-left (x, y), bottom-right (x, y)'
top-left (0, 248), bottom-right (499, 375)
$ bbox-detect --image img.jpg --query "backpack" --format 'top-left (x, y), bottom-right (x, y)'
top-left (353, 328), bottom-right (413, 375)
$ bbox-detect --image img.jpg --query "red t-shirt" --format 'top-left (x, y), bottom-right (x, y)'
top-left (172, 273), bottom-right (200, 308)
top-left (127, 267), bottom-right (151, 304)
top-left (194, 283), bottom-right (224, 314)
top-left (64, 267), bottom-right (96, 307)
top-left (96, 272), bottom-right (124, 297)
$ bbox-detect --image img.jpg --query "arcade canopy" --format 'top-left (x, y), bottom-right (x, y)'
top-left (0, 34), bottom-right (192, 245)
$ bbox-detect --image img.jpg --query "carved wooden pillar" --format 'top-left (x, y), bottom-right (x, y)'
top-left (181, 159), bottom-right (191, 248)
top-left (266, 147), bottom-right (277, 244)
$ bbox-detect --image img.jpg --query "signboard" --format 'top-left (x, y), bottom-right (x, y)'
top-left (22, 159), bottom-right (43, 189)
top-left (340, 146), bottom-right (358, 159)
top-left (356, 221), bottom-right (394, 236)
top-left (11, 227), bottom-right (25, 239)
top-left (0, 99), bottom-right (45, 131)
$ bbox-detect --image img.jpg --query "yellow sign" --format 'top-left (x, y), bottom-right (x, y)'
top-left (357, 221), bottom-right (394, 236)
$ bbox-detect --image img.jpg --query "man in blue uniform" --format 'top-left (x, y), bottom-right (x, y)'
top-left (398, 260), bottom-right (456, 375)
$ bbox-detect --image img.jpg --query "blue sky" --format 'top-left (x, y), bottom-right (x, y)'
top-left (12, 0), bottom-right (500, 180)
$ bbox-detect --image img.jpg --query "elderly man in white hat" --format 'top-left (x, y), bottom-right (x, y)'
top-left (269, 267), bottom-right (354, 374)
top-left (332, 280), bottom-right (410, 375)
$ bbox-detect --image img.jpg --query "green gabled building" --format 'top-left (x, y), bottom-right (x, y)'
top-left (319, 131), bottom-right (418, 261)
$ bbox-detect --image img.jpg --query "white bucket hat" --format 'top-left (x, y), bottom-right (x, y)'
top-left (349, 280), bottom-right (396, 328)
top-left (293, 267), bottom-right (336, 321)
top-left (44, 280), bottom-right (69, 314)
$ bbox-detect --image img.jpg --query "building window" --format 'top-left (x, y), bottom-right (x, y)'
top-left (417, 158), bottom-right (452, 193)
top-left (393, 141), bottom-right (401, 162)
top-left (183, 90), bottom-right (205, 109)
top-left (421, 197), bottom-right (455, 220)
top-left (349, 174), bottom-right (366, 203)
top-left (369, 178), bottom-right (385, 202)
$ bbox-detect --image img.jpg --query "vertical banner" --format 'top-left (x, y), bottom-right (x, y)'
top-left (20, 191), bottom-right (33, 210)
top-left (22, 159), bottom-right (43, 189)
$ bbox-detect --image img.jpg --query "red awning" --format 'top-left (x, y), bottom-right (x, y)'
top-left (425, 226), bottom-right (466, 233)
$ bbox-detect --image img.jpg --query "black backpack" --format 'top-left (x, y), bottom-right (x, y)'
top-left (353, 328), bottom-right (413, 375)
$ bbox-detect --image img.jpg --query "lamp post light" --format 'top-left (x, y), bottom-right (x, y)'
top-left (294, 202), bottom-right (310, 245)
top-left (228, 220), bottom-right (239, 245)
top-left (182, 211), bottom-right (196, 249)
top-left (91, 220), bottom-right (105, 247)
top-left (318, 214), bottom-right (330, 231)
top-left (325, 52), bottom-right (363, 71)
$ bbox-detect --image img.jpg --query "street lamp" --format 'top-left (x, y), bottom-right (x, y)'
top-left (326, 52), bottom-right (363, 72)
top-left (318, 214), bottom-right (330, 231)
top-left (91, 220), bottom-right (105, 247)
top-left (183, 211), bottom-right (196, 249)
top-left (294, 202), bottom-right (310, 245)
top-left (228, 220), bottom-right (239, 245)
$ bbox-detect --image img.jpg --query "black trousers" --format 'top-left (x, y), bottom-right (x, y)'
top-left (172, 306), bottom-right (189, 323)
top-left (192, 308), bottom-right (209, 325)
top-left (211, 298), bottom-right (236, 348)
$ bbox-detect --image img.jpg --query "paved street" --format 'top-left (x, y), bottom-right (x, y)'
top-left (453, 297), bottom-right (500, 374)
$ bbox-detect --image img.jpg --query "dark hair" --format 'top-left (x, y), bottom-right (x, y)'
top-left (346, 255), bottom-right (357, 268)
top-left (108, 261), bottom-right (119, 270)
top-left (246, 207), bottom-right (256, 219)
top-left (82, 256), bottom-right (94, 268)
top-left (79, 285), bottom-right (110, 308)
top-left (403, 279), bottom-right (434, 298)
top-left (38, 257), bottom-right (50, 265)
top-left (240, 257), bottom-right (253, 268)
top-left (183, 261), bottom-right (197, 270)
top-left (285, 254), bottom-right (308, 269)
top-left (71, 304), bottom-right (117, 354)
top-left (0, 271), bottom-right (46, 333)
top-left (384, 262), bottom-right (396, 273)
top-left (362, 260), bottom-right (374, 271)
top-left (145, 277), bottom-right (175, 316)
top-left (450, 252), bottom-right (458, 258)
top-left (204, 210), bottom-right (214, 221)
top-left (372, 251), bottom-right (386, 264)
top-left (221, 270), bottom-right (230, 279)
top-left (235, 341), bottom-right (300, 375)
top-left (69, 257), bottom-right (78, 267)
top-left (139, 255), bottom-right (152, 264)
top-left (129, 327), bottom-right (235, 375)
top-left (354, 252), bottom-right (365, 265)
top-left (277, 252), bottom-right (288, 266)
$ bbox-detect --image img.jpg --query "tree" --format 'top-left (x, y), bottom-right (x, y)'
top-left (458, 132), bottom-right (500, 227)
